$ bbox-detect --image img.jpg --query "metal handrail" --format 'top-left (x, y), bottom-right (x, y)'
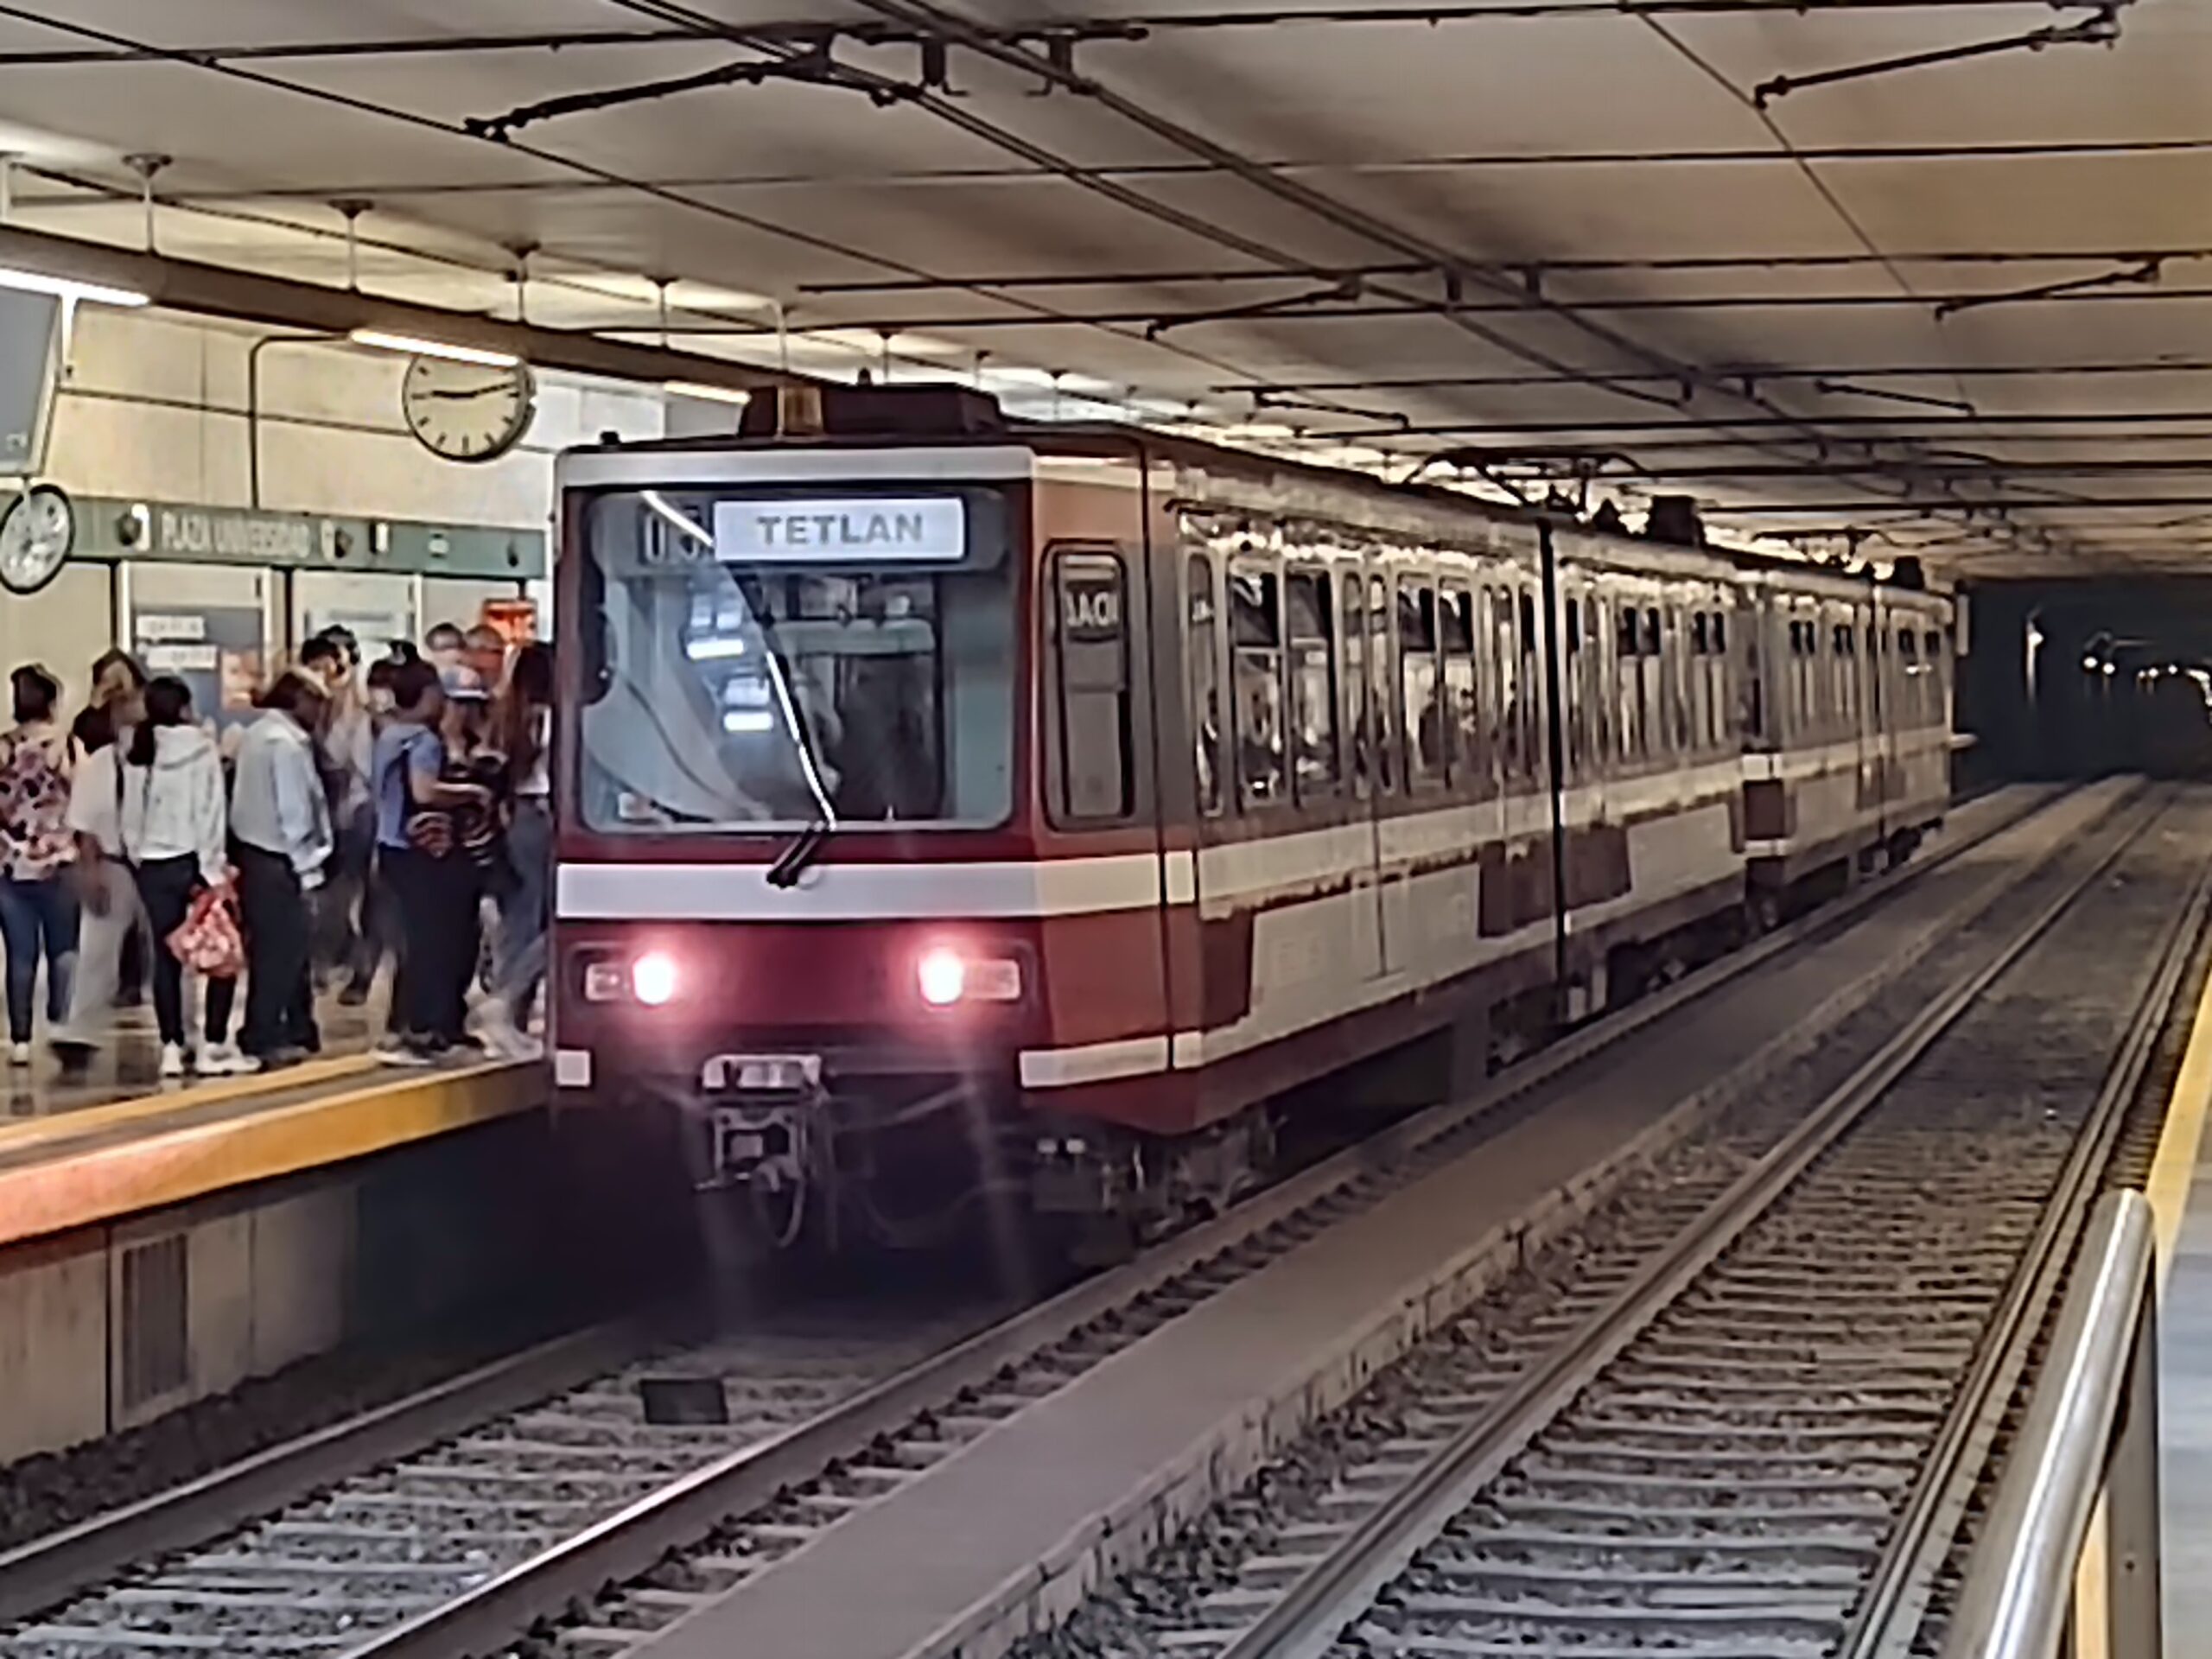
top-left (1940, 1187), bottom-right (2162, 1659)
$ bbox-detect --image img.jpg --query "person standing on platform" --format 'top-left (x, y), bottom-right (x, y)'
top-left (118, 677), bottom-right (244, 1078)
top-left (0, 665), bottom-right (77, 1064)
top-left (51, 653), bottom-right (148, 1068)
top-left (230, 671), bottom-right (333, 1070)
top-left (371, 659), bottom-right (489, 1065)
top-left (301, 632), bottom-right (375, 1001)
top-left (474, 644), bottom-right (550, 1059)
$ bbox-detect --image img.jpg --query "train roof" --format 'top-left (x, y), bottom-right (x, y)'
top-left (564, 385), bottom-right (1942, 602)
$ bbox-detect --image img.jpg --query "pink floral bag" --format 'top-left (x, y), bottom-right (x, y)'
top-left (167, 881), bottom-right (245, 979)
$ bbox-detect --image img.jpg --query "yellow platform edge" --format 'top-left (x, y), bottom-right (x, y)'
top-left (0, 1059), bottom-right (542, 1251)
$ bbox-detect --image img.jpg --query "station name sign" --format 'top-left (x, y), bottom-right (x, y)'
top-left (713, 496), bottom-right (966, 563)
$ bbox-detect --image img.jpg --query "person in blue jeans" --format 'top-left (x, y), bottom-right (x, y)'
top-left (0, 664), bottom-right (78, 1064)
top-left (370, 659), bottom-right (490, 1065)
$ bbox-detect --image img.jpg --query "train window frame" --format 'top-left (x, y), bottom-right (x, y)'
top-left (1186, 552), bottom-right (1224, 818)
top-left (1285, 567), bottom-right (1341, 800)
top-left (1342, 570), bottom-right (1371, 800)
top-left (1046, 544), bottom-right (1135, 825)
top-left (1399, 577), bottom-right (1444, 789)
top-left (1230, 561), bottom-right (1288, 810)
top-left (1367, 573), bottom-right (1396, 795)
top-left (1440, 582), bottom-right (1482, 791)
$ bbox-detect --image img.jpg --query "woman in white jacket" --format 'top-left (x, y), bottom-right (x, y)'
top-left (118, 676), bottom-right (244, 1076)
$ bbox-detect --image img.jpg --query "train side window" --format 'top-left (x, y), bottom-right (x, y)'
top-left (1286, 569), bottom-right (1340, 798)
top-left (1368, 575), bottom-right (1396, 793)
top-left (1230, 564), bottom-right (1287, 809)
top-left (1050, 548), bottom-right (1134, 823)
top-left (1692, 613), bottom-right (1709, 655)
top-left (1518, 592), bottom-right (1541, 783)
top-left (1441, 585), bottom-right (1480, 789)
top-left (1343, 573), bottom-right (1370, 798)
top-left (1617, 607), bottom-right (1640, 658)
top-left (1400, 580), bottom-right (1443, 786)
top-left (1186, 554), bottom-right (1223, 817)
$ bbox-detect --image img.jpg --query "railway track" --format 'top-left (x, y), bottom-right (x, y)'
top-left (1020, 794), bottom-right (2210, 1659)
top-left (0, 783), bottom-right (2148, 1659)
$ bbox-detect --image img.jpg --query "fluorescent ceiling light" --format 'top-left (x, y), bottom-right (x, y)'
top-left (349, 328), bottom-right (518, 368)
top-left (0, 266), bottom-right (148, 308)
top-left (665, 380), bottom-right (753, 405)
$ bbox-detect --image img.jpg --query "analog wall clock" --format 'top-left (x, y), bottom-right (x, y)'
top-left (0, 484), bottom-right (73, 595)
top-left (400, 353), bottom-right (537, 463)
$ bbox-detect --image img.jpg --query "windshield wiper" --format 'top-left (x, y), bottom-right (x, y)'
top-left (766, 819), bottom-right (834, 888)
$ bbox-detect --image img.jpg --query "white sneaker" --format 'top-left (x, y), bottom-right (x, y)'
top-left (8, 1042), bottom-right (29, 1065)
top-left (197, 1042), bottom-right (258, 1077)
top-left (159, 1042), bottom-right (187, 1078)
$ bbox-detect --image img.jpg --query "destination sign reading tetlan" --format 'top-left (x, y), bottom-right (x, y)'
top-left (713, 497), bottom-right (966, 563)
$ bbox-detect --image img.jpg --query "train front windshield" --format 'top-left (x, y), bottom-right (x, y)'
top-left (575, 486), bottom-right (1017, 833)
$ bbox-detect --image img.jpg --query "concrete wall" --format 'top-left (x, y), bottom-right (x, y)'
top-left (47, 307), bottom-right (673, 530)
top-left (0, 1116), bottom-right (558, 1465)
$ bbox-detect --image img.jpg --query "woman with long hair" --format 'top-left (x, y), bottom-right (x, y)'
top-left (51, 652), bottom-right (149, 1066)
top-left (0, 664), bottom-right (77, 1062)
top-left (119, 677), bottom-right (242, 1077)
top-left (475, 643), bottom-right (550, 1058)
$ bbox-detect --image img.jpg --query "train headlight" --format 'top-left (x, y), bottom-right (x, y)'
top-left (917, 948), bottom-right (966, 1007)
top-left (632, 951), bottom-right (680, 1007)
top-left (916, 947), bottom-right (1021, 1007)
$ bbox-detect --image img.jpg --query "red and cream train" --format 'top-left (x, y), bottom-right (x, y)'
top-left (549, 387), bottom-right (1953, 1247)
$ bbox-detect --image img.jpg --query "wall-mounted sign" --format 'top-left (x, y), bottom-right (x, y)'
top-left (68, 495), bottom-right (545, 579)
top-left (132, 605), bottom-right (265, 731)
top-left (0, 289), bottom-right (60, 478)
top-left (158, 506), bottom-right (316, 565)
top-left (713, 497), bottom-right (965, 563)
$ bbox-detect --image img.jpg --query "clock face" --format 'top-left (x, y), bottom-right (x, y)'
top-left (0, 485), bottom-right (73, 596)
top-left (400, 354), bottom-right (536, 462)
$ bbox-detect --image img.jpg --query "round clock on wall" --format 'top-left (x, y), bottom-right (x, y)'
top-left (0, 484), bottom-right (73, 595)
top-left (399, 353), bottom-right (537, 462)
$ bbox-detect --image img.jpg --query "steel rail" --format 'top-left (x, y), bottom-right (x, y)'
top-left (0, 785), bottom-right (2077, 1649)
top-left (332, 790), bottom-right (2092, 1659)
top-left (1838, 835), bottom-right (2212, 1657)
top-left (1938, 1188), bottom-right (2162, 1659)
top-left (1207, 790), bottom-right (2172, 1659)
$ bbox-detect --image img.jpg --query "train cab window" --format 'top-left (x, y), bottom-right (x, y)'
top-left (1442, 585), bottom-right (1480, 788)
top-left (1050, 549), bottom-right (1134, 823)
top-left (1230, 564), bottom-right (1287, 808)
top-left (1399, 580), bottom-right (1443, 786)
top-left (1286, 570), bottom-right (1340, 798)
top-left (1368, 575), bottom-right (1396, 793)
top-left (1187, 555), bottom-right (1224, 817)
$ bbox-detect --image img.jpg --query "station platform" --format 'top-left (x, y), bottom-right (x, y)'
top-left (0, 1012), bottom-right (550, 1468)
top-left (2153, 953), bottom-right (2212, 1632)
top-left (0, 1008), bottom-right (542, 1252)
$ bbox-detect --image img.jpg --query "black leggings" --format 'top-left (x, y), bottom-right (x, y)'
top-left (384, 847), bottom-right (480, 1045)
top-left (132, 855), bottom-right (235, 1049)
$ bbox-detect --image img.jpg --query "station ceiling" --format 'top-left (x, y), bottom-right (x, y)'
top-left (0, 0), bottom-right (2204, 577)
